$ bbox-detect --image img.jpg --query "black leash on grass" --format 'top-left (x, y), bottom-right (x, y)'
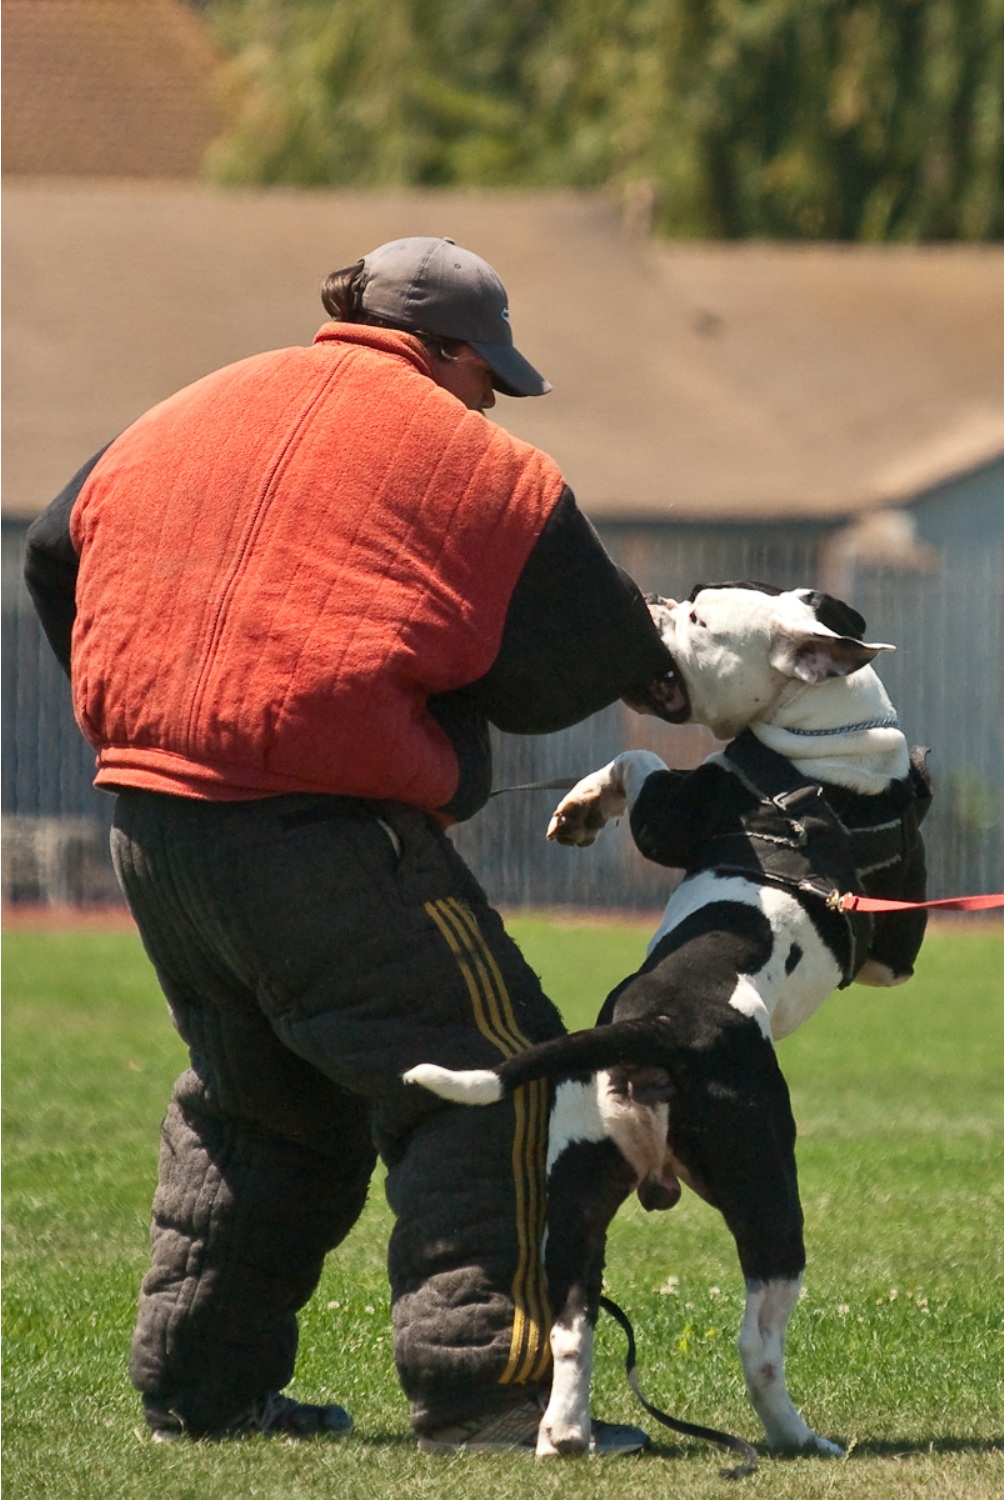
top-left (599, 1295), bottom-right (758, 1480)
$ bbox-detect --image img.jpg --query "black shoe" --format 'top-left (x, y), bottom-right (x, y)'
top-left (147, 1391), bottom-right (353, 1443)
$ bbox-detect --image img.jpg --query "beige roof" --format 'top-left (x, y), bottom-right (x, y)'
top-left (1, 0), bottom-right (222, 178)
top-left (4, 181), bottom-right (1004, 520)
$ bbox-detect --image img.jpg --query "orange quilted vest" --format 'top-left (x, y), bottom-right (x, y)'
top-left (69, 325), bottom-right (565, 812)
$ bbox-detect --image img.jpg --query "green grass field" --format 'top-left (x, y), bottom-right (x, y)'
top-left (3, 917), bottom-right (1003, 1499)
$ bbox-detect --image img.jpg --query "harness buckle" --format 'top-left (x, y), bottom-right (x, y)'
top-left (797, 876), bottom-right (845, 910)
top-left (771, 784), bottom-right (823, 846)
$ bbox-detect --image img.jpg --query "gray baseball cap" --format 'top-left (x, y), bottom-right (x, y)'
top-left (358, 236), bottom-right (551, 397)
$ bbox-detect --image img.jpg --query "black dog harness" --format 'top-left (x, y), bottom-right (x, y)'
top-left (689, 731), bottom-right (931, 986)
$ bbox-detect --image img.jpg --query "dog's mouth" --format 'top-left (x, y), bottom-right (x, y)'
top-left (622, 653), bottom-right (691, 723)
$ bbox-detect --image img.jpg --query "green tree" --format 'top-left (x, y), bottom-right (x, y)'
top-left (202, 0), bottom-right (1004, 240)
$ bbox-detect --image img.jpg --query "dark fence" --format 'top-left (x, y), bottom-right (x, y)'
top-left (4, 516), bottom-right (1001, 908)
top-left (453, 526), bottom-right (1004, 909)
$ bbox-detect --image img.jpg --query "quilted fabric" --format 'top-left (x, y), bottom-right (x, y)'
top-left (112, 789), bottom-right (563, 1433)
top-left (69, 324), bottom-right (565, 810)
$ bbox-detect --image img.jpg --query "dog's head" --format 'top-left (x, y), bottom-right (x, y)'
top-left (625, 581), bottom-right (893, 740)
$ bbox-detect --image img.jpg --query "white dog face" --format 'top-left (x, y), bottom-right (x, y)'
top-left (642, 583), bottom-right (892, 741)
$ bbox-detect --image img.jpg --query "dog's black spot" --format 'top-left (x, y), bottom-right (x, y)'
top-left (785, 943), bottom-right (803, 975)
top-left (685, 581), bottom-right (867, 641)
top-left (687, 580), bottom-right (782, 602)
top-left (799, 590), bottom-right (867, 640)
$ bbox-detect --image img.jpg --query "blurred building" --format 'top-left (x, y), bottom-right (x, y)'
top-left (2, 0), bottom-right (223, 178)
top-left (3, 5), bottom-right (1003, 906)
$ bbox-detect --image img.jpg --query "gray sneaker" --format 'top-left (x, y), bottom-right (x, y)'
top-left (147, 1391), bottom-right (353, 1443)
top-left (417, 1400), bottom-right (648, 1456)
top-left (587, 1419), bottom-right (651, 1456)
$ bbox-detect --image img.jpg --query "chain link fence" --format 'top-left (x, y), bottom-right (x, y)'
top-left (4, 517), bottom-right (1001, 908)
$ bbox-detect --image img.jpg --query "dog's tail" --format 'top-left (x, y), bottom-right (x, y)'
top-left (403, 1020), bottom-right (667, 1105)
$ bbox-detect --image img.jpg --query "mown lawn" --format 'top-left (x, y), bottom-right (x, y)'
top-left (3, 917), bottom-right (1002, 1499)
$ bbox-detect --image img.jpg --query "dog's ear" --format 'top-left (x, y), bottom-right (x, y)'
top-left (770, 627), bottom-right (894, 683)
top-left (797, 589), bottom-right (867, 640)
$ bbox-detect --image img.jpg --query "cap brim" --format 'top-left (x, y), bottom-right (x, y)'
top-left (469, 340), bottom-right (551, 398)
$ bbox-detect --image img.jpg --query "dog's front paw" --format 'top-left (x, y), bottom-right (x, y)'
top-left (547, 764), bottom-right (626, 846)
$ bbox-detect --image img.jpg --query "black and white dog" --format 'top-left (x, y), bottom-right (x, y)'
top-left (406, 583), bottom-right (931, 1460)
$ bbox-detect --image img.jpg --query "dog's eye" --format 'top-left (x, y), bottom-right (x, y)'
top-left (689, 610), bottom-right (704, 628)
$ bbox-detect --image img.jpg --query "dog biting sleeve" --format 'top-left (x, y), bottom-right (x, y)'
top-left (463, 488), bottom-right (674, 734)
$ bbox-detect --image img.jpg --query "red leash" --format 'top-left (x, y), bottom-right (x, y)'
top-left (827, 891), bottom-right (1004, 914)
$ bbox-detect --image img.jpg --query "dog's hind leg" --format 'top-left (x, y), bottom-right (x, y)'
top-left (738, 1278), bottom-right (843, 1457)
top-left (536, 1084), bottom-right (637, 1458)
top-left (673, 1048), bottom-right (843, 1459)
top-left (721, 1099), bottom-right (839, 1455)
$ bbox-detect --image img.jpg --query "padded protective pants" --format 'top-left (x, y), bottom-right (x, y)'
top-left (111, 790), bottom-right (564, 1435)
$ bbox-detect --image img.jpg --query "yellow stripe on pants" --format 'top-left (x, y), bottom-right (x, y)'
top-left (424, 899), bottom-right (552, 1385)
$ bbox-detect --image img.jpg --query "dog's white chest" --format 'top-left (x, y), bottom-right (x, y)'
top-left (652, 873), bottom-right (843, 1041)
top-left (750, 886), bottom-right (843, 1038)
